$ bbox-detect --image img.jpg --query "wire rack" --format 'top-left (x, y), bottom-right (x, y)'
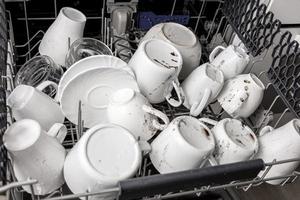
top-left (1, 0), bottom-right (300, 200)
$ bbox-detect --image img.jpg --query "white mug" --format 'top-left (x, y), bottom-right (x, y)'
top-left (217, 73), bottom-right (265, 118)
top-left (4, 119), bottom-right (67, 195)
top-left (209, 45), bottom-right (250, 80)
top-left (64, 124), bottom-right (151, 200)
top-left (107, 88), bottom-right (169, 141)
top-left (140, 22), bottom-right (202, 79)
top-left (182, 63), bottom-right (224, 116)
top-left (199, 118), bottom-right (258, 165)
top-left (128, 39), bottom-right (184, 107)
top-left (7, 83), bottom-right (65, 131)
top-left (150, 116), bottom-right (215, 174)
top-left (255, 119), bottom-right (300, 185)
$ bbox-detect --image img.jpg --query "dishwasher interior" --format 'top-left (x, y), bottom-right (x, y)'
top-left (1, 0), bottom-right (300, 200)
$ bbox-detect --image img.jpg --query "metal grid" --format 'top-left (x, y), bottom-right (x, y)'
top-left (222, 0), bottom-right (281, 56)
top-left (1, 0), bottom-right (300, 199)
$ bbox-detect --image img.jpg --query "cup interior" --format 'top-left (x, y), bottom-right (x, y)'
top-left (292, 119), bottom-right (300, 134)
top-left (249, 74), bottom-right (265, 89)
top-left (144, 39), bottom-right (182, 70)
top-left (4, 119), bottom-right (41, 151)
top-left (85, 125), bottom-right (140, 181)
top-left (62, 7), bottom-right (86, 23)
top-left (162, 23), bottom-right (196, 46)
top-left (223, 119), bottom-right (257, 149)
top-left (177, 116), bottom-right (214, 150)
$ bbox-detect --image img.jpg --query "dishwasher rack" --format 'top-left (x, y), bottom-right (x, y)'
top-left (1, 0), bottom-right (300, 200)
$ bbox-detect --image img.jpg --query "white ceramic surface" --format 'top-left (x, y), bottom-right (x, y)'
top-left (60, 67), bottom-right (139, 128)
top-left (217, 73), bottom-right (265, 118)
top-left (107, 88), bottom-right (169, 141)
top-left (199, 118), bottom-right (258, 165)
top-left (150, 116), bottom-right (215, 174)
top-left (209, 45), bottom-right (250, 80)
top-left (39, 7), bottom-right (86, 66)
top-left (64, 124), bottom-right (145, 200)
top-left (182, 63), bottom-right (224, 116)
top-left (57, 55), bottom-right (129, 101)
top-left (128, 39), bottom-right (184, 107)
top-left (4, 119), bottom-right (66, 195)
top-left (141, 22), bottom-right (202, 79)
top-left (7, 84), bottom-right (65, 131)
top-left (256, 119), bottom-right (300, 185)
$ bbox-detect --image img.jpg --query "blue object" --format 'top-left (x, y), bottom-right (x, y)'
top-left (138, 11), bottom-right (189, 31)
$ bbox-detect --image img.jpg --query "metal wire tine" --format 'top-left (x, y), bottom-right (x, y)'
top-left (104, 18), bottom-right (107, 45)
top-left (280, 176), bottom-right (293, 186)
top-left (77, 101), bottom-right (82, 139)
top-left (209, 16), bottom-right (225, 44)
top-left (289, 174), bottom-right (299, 184)
top-left (17, 40), bottom-right (42, 59)
top-left (274, 108), bottom-right (290, 128)
top-left (255, 95), bottom-right (280, 134)
top-left (68, 37), bottom-right (71, 50)
top-left (257, 70), bottom-right (266, 79)
top-left (15, 30), bottom-right (45, 48)
top-left (2, 75), bottom-right (14, 91)
top-left (170, 0), bottom-right (177, 16)
top-left (194, 0), bottom-right (206, 33)
top-left (206, 3), bottom-right (222, 39)
top-left (29, 181), bottom-right (36, 200)
top-left (101, 0), bottom-right (105, 42)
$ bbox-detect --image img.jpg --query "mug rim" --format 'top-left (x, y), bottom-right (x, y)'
top-left (174, 115), bottom-right (215, 152)
top-left (140, 39), bottom-right (183, 72)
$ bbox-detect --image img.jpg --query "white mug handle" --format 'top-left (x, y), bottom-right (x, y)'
top-left (190, 89), bottom-right (212, 116)
top-left (209, 46), bottom-right (226, 62)
top-left (259, 125), bottom-right (274, 137)
top-left (36, 80), bottom-right (59, 101)
top-left (138, 140), bottom-right (152, 154)
top-left (165, 78), bottom-right (185, 107)
top-left (142, 105), bottom-right (169, 130)
top-left (47, 123), bottom-right (67, 143)
top-left (198, 117), bottom-right (218, 126)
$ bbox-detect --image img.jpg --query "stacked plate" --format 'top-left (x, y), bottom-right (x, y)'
top-left (58, 55), bottom-right (139, 128)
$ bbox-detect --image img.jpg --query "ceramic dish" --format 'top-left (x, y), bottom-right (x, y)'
top-left (57, 55), bottom-right (129, 101)
top-left (60, 67), bottom-right (139, 128)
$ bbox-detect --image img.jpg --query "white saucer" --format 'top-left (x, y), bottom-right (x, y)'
top-left (60, 67), bottom-right (139, 128)
top-left (57, 55), bottom-right (130, 101)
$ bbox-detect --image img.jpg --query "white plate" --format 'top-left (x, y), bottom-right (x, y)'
top-left (60, 67), bottom-right (139, 128)
top-left (57, 55), bottom-right (129, 101)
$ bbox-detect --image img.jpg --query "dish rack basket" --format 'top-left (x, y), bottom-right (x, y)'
top-left (1, 0), bottom-right (300, 199)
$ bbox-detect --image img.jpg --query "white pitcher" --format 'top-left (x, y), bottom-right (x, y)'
top-left (4, 119), bottom-right (67, 195)
top-left (39, 7), bottom-right (86, 66)
top-left (256, 119), bottom-right (300, 185)
top-left (107, 88), bottom-right (169, 141)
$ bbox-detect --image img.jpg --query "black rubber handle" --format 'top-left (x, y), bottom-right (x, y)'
top-left (118, 159), bottom-right (265, 200)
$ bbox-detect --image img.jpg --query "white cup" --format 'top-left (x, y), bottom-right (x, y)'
top-left (199, 118), bottom-right (258, 165)
top-left (255, 119), bottom-right (300, 185)
top-left (217, 73), bottom-right (265, 118)
top-left (64, 124), bottom-right (150, 200)
top-left (4, 119), bottom-right (67, 195)
top-left (128, 39), bottom-right (184, 107)
top-left (209, 45), bottom-right (250, 80)
top-left (182, 63), bottom-right (224, 116)
top-left (7, 83), bottom-right (65, 131)
top-left (140, 22), bottom-right (202, 79)
top-left (150, 116), bottom-right (215, 174)
top-left (107, 88), bottom-right (169, 141)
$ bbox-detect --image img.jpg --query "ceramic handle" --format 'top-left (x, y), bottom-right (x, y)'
top-left (36, 80), bottom-right (59, 100)
top-left (209, 46), bottom-right (226, 62)
top-left (165, 78), bottom-right (185, 107)
top-left (190, 89), bottom-right (211, 116)
top-left (226, 90), bottom-right (249, 115)
top-left (47, 123), bottom-right (67, 143)
top-left (259, 125), bottom-right (274, 137)
top-left (198, 117), bottom-right (218, 126)
top-left (142, 105), bottom-right (169, 130)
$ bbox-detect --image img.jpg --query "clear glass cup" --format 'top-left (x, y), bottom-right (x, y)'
top-left (65, 37), bottom-right (113, 68)
top-left (15, 55), bottom-right (63, 96)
